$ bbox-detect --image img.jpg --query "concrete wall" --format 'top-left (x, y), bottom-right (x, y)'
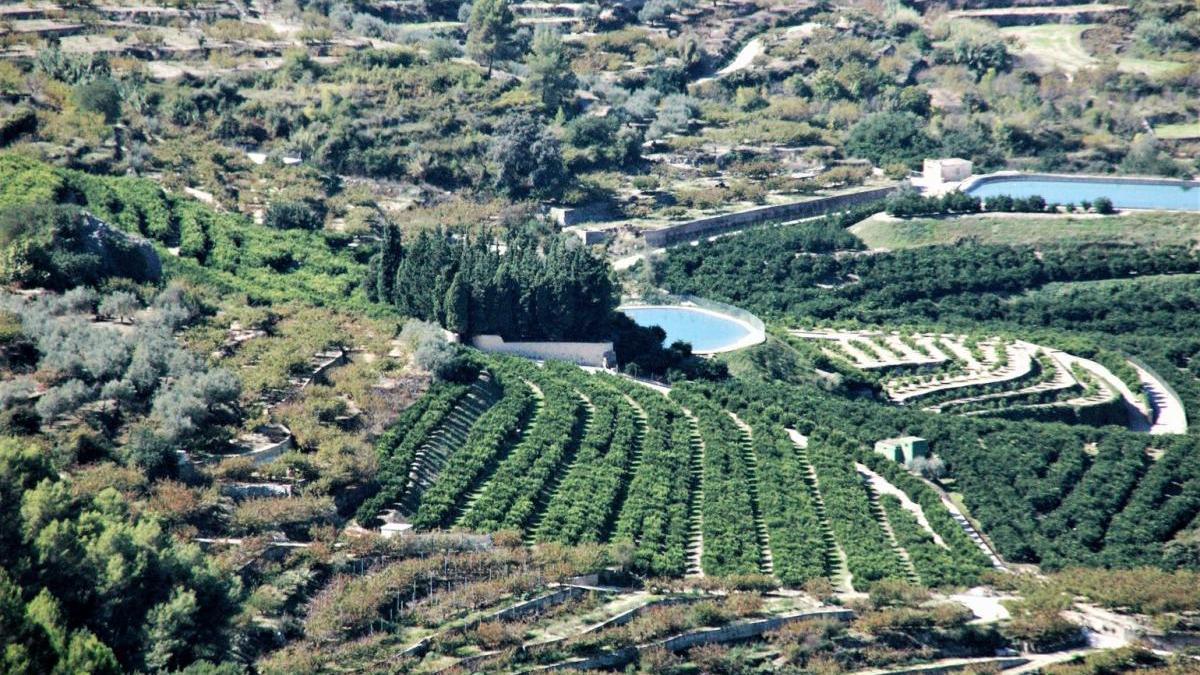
top-left (566, 228), bottom-right (612, 246)
top-left (551, 203), bottom-right (615, 226)
top-left (584, 597), bottom-right (706, 634)
top-left (492, 586), bottom-right (593, 622)
top-left (250, 433), bottom-right (293, 466)
top-left (232, 423), bottom-right (294, 467)
top-left (643, 186), bottom-right (895, 247)
top-left (924, 159), bottom-right (972, 183)
top-left (308, 349), bottom-right (347, 387)
top-left (947, 7), bottom-right (1127, 26)
top-left (471, 335), bottom-right (616, 368)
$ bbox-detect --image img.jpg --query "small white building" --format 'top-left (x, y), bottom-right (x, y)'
top-left (923, 158), bottom-right (973, 184)
top-left (380, 522), bottom-right (412, 539)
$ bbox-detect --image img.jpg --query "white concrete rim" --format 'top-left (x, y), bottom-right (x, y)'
top-left (618, 303), bottom-right (767, 355)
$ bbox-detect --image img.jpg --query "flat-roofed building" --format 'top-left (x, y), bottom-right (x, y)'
top-left (875, 436), bottom-right (929, 465)
top-left (923, 158), bottom-right (973, 184)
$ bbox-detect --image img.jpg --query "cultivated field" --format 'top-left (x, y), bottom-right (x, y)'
top-left (1001, 24), bottom-right (1190, 77)
top-left (850, 212), bottom-right (1200, 250)
top-left (1156, 122), bottom-right (1200, 140)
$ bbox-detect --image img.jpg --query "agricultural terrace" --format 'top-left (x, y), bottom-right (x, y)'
top-left (358, 354), bottom-right (997, 592)
top-left (2, 0), bottom-right (1200, 670)
top-left (788, 328), bottom-right (1160, 430)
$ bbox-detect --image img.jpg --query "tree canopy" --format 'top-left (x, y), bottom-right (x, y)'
top-left (368, 227), bottom-right (617, 341)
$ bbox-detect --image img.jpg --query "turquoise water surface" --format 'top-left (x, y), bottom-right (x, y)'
top-left (965, 177), bottom-right (1199, 211)
top-left (622, 306), bottom-right (753, 353)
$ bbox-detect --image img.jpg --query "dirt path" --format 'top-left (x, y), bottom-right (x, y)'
top-left (855, 463), bottom-right (947, 549)
top-left (717, 36), bottom-right (764, 76)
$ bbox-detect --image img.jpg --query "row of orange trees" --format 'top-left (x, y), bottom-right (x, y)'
top-left (857, 449), bottom-right (991, 585)
top-left (673, 389), bottom-right (763, 577)
top-left (612, 382), bottom-right (694, 577)
top-left (536, 376), bottom-right (640, 545)
top-left (412, 368), bottom-right (535, 530)
top-left (806, 429), bottom-right (909, 589)
top-left (460, 361), bottom-right (584, 531)
top-left (742, 417), bottom-right (829, 586)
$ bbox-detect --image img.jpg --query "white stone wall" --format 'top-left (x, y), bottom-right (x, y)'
top-left (471, 335), bottom-right (615, 367)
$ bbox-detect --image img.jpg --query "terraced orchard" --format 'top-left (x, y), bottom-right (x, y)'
top-left (787, 328), bottom-right (1180, 432)
top-left (364, 357), bottom-right (994, 591)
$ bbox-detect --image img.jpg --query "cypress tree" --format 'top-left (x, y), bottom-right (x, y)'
top-left (444, 271), bottom-right (471, 335)
top-left (374, 223), bottom-right (403, 304)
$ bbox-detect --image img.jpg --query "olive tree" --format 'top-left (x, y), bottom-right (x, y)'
top-left (98, 291), bottom-right (140, 324)
top-left (487, 113), bottom-right (567, 199)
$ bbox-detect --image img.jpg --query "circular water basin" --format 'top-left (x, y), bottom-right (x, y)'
top-left (620, 305), bottom-right (764, 354)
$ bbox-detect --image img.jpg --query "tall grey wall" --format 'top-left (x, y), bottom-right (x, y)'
top-left (643, 186), bottom-right (895, 247)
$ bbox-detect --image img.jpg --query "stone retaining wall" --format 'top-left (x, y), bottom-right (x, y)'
top-left (220, 482), bottom-right (294, 500)
top-left (552, 203), bottom-right (616, 226)
top-left (492, 586), bottom-right (594, 622)
top-left (248, 431), bottom-right (293, 465)
top-left (643, 186), bottom-right (895, 247)
top-left (408, 585), bottom-right (603, 666)
top-left (878, 657), bottom-right (1030, 674)
top-left (584, 596), bottom-right (706, 634)
top-left (541, 607), bottom-right (855, 671)
top-left (947, 7), bottom-right (1127, 26)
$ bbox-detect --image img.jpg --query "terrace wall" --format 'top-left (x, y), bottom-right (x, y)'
top-left (542, 608), bottom-right (856, 671)
top-left (643, 186), bottom-right (895, 247)
top-left (947, 6), bottom-right (1128, 27)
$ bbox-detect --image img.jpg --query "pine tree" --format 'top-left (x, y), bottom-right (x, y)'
top-left (466, 0), bottom-right (514, 77)
top-left (526, 27), bottom-right (577, 113)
